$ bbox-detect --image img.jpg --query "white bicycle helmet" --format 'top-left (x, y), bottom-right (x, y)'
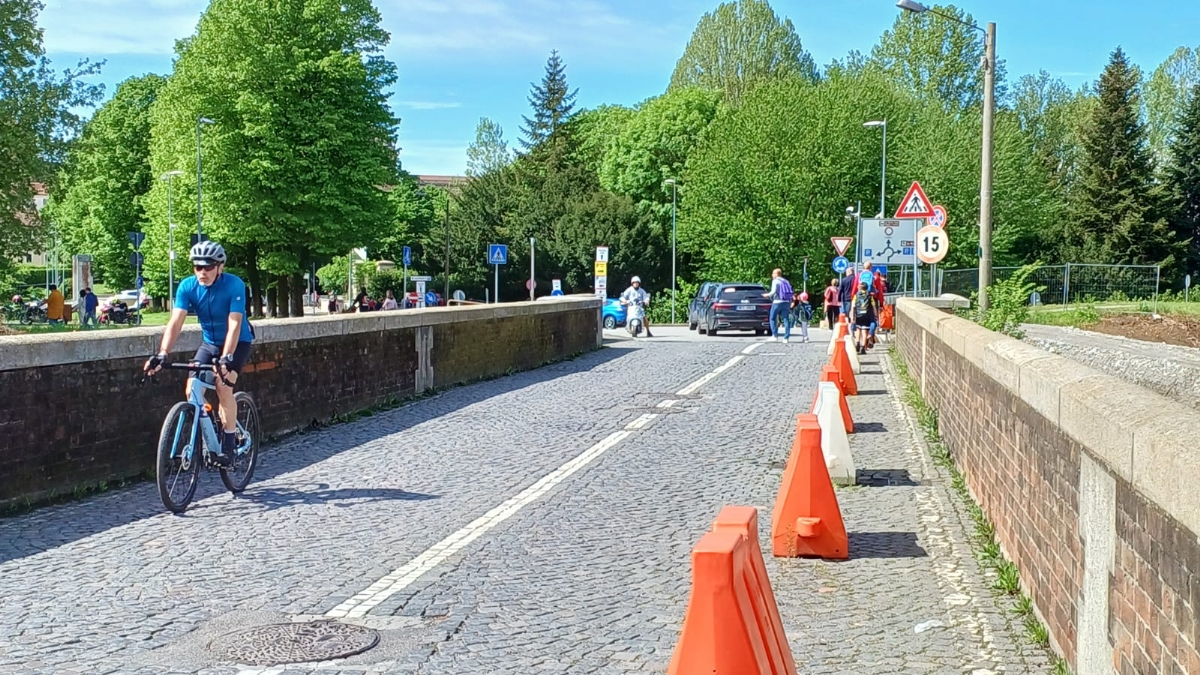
top-left (190, 240), bottom-right (227, 265)
top-left (631, 276), bottom-right (641, 284)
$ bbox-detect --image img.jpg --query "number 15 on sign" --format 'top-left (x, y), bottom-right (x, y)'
top-left (916, 225), bottom-right (949, 264)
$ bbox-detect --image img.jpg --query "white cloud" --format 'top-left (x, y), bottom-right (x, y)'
top-left (398, 101), bottom-right (463, 110)
top-left (40, 0), bottom-right (207, 55)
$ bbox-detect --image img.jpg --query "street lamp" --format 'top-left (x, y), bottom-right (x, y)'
top-left (896, 0), bottom-right (995, 310)
top-left (162, 170), bottom-right (184, 308)
top-left (863, 119), bottom-right (887, 218)
top-left (663, 178), bottom-right (678, 324)
top-left (196, 116), bottom-right (215, 238)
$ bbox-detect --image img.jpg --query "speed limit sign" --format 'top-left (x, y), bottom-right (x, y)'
top-left (916, 225), bottom-right (949, 264)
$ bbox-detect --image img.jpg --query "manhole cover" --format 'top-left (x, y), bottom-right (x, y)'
top-left (209, 621), bottom-right (379, 665)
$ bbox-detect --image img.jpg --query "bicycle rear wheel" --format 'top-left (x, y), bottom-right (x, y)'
top-left (220, 391), bottom-right (260, 493)
top-left (157, 401), bottom-right (201, 513)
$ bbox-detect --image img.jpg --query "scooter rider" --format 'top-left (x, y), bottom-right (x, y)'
top-left (619, 276), bottom-right (654, 337)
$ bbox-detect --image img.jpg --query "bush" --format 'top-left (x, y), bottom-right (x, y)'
top-left (647, 278), bottom-right (699, 324)
top-left (366, 269), bottom-right (405, 302)
top-left (971, 263), bottom-right (1044, 339)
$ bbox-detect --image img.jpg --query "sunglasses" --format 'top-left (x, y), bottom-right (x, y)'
top-left (193, 263), bottom-right (217, 272)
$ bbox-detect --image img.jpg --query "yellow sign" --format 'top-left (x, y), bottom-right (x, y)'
top-left (594, 261), bottom-right (608, 276)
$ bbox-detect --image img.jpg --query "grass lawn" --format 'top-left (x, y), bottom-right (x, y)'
top-left (1025, 300), bottom-right (1200, 327)
top-left (3, 310), bottom-right (192, 334)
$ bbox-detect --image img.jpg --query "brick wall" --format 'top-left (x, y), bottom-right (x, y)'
top-left (896, 299), bottom-right (1200, 675)
top-left (0, 298), bottom-right (600, 508)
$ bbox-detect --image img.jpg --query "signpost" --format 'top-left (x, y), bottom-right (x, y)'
top-left (894, 181), bottom-right (936, 219)
top-left (552, 279), bottom-right (563, 296)
top-left (831, 237), bottom-right (853, 257)
top-left (489, 244), bottom-right (507, 304)
top-left (594, 246), bottom-right (609, 298)
top-left (832, 256), bottom-right (850, 274)
top-left (402, 245), bottom-right (411, 294)
top-left (916, 225), bottom-right (949, 264)
top-left (128, 231), bottom-right (145, 323)
top-left (412, 275), bottom-right (432, 307)
top-left (930, 205), bottom-right (948, 228)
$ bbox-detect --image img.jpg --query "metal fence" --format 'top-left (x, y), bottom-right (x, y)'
top-left (939, 263), bottom-right (1161, 306)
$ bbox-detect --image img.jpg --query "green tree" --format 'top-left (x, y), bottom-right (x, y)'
top-left (1146, 46), bottom-right (1200, 166)
top-left (1070, 48), bottom-right (1186, 276)
top-left (570, 104), bottom-right (635, 176)
top-left (599, 86), bottom-right (722, 223)
top-left (466, 117), bottom-right (511, 177)
top-left (519, 50), bottom-right (577, 153)
top-left (1012, 72), bottom-right (1094, 196)
top-left (1165, 82), bottom-right (1200, 276)
top-left (870, 3), bottom-right (1006, 112)
top-left (48, 74), bottom-right (166, 288)
top-left (145, 0), bottom-right (399, 316)
top-left (0, 0), bottom-right (102, 273)
top-left (669, 0), bottom-right (816, 105)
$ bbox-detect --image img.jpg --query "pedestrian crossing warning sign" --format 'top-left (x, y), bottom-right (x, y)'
top-left (894, 181), bottom-right (935, 219)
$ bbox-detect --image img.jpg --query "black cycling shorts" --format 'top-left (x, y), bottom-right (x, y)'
top-left (854, 315), bottom-right (875, 328)
top-left (193, 341), bottom-right (253, 374)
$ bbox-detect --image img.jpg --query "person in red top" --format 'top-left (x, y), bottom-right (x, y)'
top-left (822, 277), bottom-right (840, 328)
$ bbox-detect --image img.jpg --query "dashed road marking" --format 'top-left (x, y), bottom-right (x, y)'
top-left (625, 413), bottom-right (658, 430)
top-left (742, 342), bottom-right (765, 355)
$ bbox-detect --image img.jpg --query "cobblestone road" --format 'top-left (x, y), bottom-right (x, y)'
top-left (0, 326), bottom-right (1052, 674)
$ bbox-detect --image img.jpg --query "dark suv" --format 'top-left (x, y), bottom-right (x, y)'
top-left (688, 282), bottom-right (719, 330)
top-left (699, 284), bottom-right (770, 337)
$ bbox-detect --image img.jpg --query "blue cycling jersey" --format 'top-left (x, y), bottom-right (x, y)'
top-left (174, 273), bottom-right (254, 346)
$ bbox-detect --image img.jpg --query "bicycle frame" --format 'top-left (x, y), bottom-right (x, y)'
top-left (169, 366), bottom-right (250, 465)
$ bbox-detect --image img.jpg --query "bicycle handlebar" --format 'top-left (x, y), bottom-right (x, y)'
top-left (140, 359), bottom-right (233, 387)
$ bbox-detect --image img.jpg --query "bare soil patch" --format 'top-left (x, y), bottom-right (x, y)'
top-left (1087, 314), bottom-right (1200, 348)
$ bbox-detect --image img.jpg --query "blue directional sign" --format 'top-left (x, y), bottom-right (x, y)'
top-left (135, 275), bottom-right (144, 289)
top-left (402, 246), bottom-right (412, 267)
top-left (875, 265), bottom-right (888, 278)
top-left (425, 291), bottom-right (437, 306)
top-left (832, 256), bottom-right (849, 274)
top-left (489, 244), bottom-right (508, 265)
top-left (551, 289), bottom-right (564, 296)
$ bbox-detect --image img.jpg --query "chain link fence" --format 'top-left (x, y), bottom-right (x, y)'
top-left (939, 264), bottom-right (1161, 306)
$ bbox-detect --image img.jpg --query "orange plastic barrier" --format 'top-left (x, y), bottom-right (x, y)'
top-left (829, 338), bottom-right (858, 396)
top-left (817, 366), bottom-right (854, 433)
top-left (667, 529), bottom-right (784, 675)
top-left (770, 414), bottom-right (848, 560)
top-left (712, 506), bottom-right (798, 675)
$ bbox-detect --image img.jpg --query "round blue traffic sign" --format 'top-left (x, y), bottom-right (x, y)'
top-left (832, 256), bottom-right (849, 274)
top-left (551, 289), bottom-right (564, 296)
top-left (425, 291), bottom-right (437, 306)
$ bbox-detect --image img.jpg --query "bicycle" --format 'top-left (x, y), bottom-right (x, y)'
top-left (145, 360), bottom-right (261, 513)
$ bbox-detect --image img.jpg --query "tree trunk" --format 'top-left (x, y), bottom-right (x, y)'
top-left (266, 281), bottom-right (279, 318)
top-left (247, 247), bottom-right (264, 318)
top-left (290, 273), bottom-right (305, 317)
top-left (276, 275), bottom-right (291, 318)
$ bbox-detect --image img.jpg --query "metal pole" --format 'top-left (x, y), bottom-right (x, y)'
top-left (880, 120), bottom-right (887, 217)
top-left (977, 22), bottom-right (996, 312)
top-left (167, 178), bottom-right (174, 310)
top-left (494, 264), bottom-right (499, 304)
top-left (530, 237), bottom-right (535, 301)
top-left (196, 118), bottom-right (203, 238)
top-left (671, 181), bottom-right (677, 324)
top-left (1154, 264), bottom-right (1161, 315)
top-left (444, 202), bottom-right (450, 299)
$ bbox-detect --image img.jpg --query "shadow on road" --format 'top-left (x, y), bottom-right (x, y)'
top-left (846, 531), bottom-right (928, 559)
top-left (189, 483), bottom-right (441, 516)
top-left (0, 346), bottom-right (632, 565)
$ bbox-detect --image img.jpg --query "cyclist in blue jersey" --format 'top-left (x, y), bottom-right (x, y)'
top-left (144, 241), bottom-right (253, 467)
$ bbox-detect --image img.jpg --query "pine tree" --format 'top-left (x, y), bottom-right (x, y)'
top-left (519, 50), bottom-right (578, 152)
top-left (1070, 48), bottom-right (1186, 275)
top-left (1166, 82), bottom-right (1200, 277)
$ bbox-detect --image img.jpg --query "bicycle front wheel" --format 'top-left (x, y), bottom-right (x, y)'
top-left (157, 401), bottom-right (201, 513)
top-left (220, 391), bottom-right (260, 493)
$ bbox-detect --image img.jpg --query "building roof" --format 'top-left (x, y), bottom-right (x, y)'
top-left (415, 175), bottom-right (468, 189)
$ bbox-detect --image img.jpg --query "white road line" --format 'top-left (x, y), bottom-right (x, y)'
top-left (742, 342), bottom-right (765, 355)
top-left (625, 413), bottom-right (658, 430)
top-left (319, 343), bottom-right (755, 627)
top-left (326, 430), bottom-right (632, 619)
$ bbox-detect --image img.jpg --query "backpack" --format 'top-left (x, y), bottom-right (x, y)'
top-left (854, 291), bottom-right (874, 317)
top-left (777, 278), bottom-right (794, 302)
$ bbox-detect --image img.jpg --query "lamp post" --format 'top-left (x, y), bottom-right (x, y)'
top-left (664, 178), bottom-right (678, 324)
top-left (162, 170), bottom-right (184, 308)
top-left (863, 119), bottom-right (887, 217)
top-left (896, 0), bottom-right (995, 311)
top-left (196, 116), bottom-right (215, 238)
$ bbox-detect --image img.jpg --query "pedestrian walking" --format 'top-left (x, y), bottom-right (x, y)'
top-left (762, 268), bottom-right (794, 343)
top-left (381, 289), bottom-right (398, 310)
top-left (45, 284), bottom-right (64, 325)
top-left (82, 288), bottom-right (98, 328)
top-left (790, 291), bottom-right (812, 342)
top-left (823, 278), bottom-right (840, 329)
top-left (838, 268), bottom-right (856, 317)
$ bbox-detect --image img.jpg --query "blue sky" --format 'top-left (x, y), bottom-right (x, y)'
top-left (38, 0), bottom-right (1200, 175)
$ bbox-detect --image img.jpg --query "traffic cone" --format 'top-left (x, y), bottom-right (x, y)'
top-left (830, 339), bottom-right (858, 396)
top-left (819, 366), bottom-right (854, 433)
top-left (666, 531), bottom-right (775, 675)
top-left (712, 506), bottom-right (798, 675)
top-left (843, 335), bottom-right (861, 374)
top-left (770, 414), bottom-right (848, 559)
top-left (813, 382), bottom-right (856, 485)
top-left (827, 316), bottom-right (849, 356)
